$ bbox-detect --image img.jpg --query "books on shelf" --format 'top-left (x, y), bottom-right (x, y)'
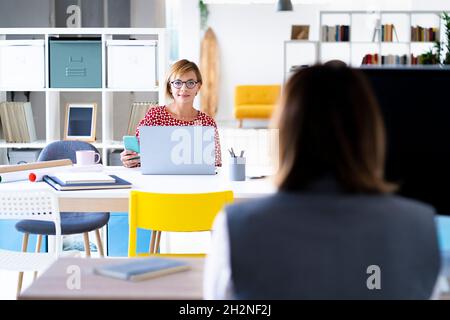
top-left (51, 172), bottom-right (116, 184)
top-left (380, 24), bottom-right (399, 42)
top-left (43, 174), bottom-right (132, 191)
top-left (411, 26), bottom-right (438, 42)
top-left (321, 25), bottom-right (350, 42)
top-left (361, 53), bottom-right (380, 65)
top-left (361, 53), bottom-right (409, 66)
top-left (0, 101), bottom-right (37, 143)
top-left (93, 257), bottom-right (191, 282)
top-left (127, 101), bottom-right (158, 136)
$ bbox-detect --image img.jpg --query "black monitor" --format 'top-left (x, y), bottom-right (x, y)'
top-left (361, 67), bottom-right (450, 215)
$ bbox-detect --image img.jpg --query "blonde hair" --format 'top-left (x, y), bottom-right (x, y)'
top-left (165, 59), bottom-right (203, 100)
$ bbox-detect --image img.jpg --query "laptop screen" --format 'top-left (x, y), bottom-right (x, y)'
top-left (139, 126), bottom-right (216, 175)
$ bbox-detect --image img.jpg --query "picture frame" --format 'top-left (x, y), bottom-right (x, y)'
top-left (64, 103), bottom-right (97, 142)
top-left (291, 25), bottom-right (310, 40)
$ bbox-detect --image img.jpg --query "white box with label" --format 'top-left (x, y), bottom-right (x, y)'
top-left (0, 40), bottom-right (45, 89)
top-left (107, 40), bottom-right (157, 89)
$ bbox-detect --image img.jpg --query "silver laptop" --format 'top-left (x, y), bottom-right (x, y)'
top-left (139, 126), bottom-right (217, 175)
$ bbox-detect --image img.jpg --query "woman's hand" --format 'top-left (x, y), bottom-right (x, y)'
top-left (120, 149), bottom-right (141, 168)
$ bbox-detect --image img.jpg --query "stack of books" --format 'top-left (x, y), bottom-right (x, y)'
top-left (381, 24), bottom-right (399, 42)
top-left (127, 101), bottom-right (158, 136)
top-left (321, 25), bottom-right (350, 42)
top-left (0, 102), bottom-right (37, 142)
top-left (411, 26), bottom-right (438, 42)
top-left (361, 53), bottom-right (409, 65)
top-left (43, 172), bottom-right (132, 191)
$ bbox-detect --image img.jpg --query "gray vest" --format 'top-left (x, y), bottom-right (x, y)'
top-left (226, 184), bottom-right (441, 299)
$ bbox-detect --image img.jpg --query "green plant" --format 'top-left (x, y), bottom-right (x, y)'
top-left (420, 12), bottom-right (450, 65)
top-left (442, 12), bottom-right (450, 64)
top-left (420, 46), bottom-right (440, 65)
top-left (199, 0), bottom-right (209, 31)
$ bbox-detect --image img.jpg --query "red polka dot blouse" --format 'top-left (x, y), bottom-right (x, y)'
top-left (135, 106), bottom-right (222, 167)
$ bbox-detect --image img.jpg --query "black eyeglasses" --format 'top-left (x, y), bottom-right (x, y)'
top-left (170, 79), bottom-right (199, 89)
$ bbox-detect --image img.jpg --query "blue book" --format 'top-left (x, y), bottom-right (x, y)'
top-left (93, 257), bottom-right (191, 281)
top-left (43, 174), bottom-right (132, 191)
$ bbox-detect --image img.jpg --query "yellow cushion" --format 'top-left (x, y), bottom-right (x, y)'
top-left (234, 85), bottom-right (281, 120)
top-left (234, 104), bottom-right (275, 119)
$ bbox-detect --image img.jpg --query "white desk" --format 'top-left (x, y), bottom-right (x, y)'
top-left (0, 166), bottom-right (276, 212)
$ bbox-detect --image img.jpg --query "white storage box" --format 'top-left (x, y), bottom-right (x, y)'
top-left (8, 148), bottom-right (41, 165)
top-left (0, 40), bottom-right (45, 89)
top-left (107, 40), bottom-right (157, 89)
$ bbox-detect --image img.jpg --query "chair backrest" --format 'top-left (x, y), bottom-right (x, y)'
top-left (0, 190), bottom-right (62, 252)
top-left (235, 85), bottom-right (281, 105)
top-left (128, 190), bottom-right (234, 256)
top-left (38, 140), bottom-right (102, 164)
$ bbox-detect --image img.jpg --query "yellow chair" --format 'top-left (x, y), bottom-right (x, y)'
top-left (128, 190), bottom-right (234, 257)
top-left (234, 85), bottom-right (281, 128)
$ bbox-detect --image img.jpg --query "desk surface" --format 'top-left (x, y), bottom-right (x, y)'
top-left (20, 257), bottom-right (204, 300)
top-left (0, 166), bottom-right (276, 212)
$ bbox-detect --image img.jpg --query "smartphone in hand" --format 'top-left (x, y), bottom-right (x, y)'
top-left (123, 136), bottom-right (140, 160)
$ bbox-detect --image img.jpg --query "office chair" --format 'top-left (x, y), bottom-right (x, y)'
top-left (128, 190), bottom-right (233, 257)
top-left (0, 189), bottom-right (62, 297)
top-left (15, 141), bottom-right (110, 260)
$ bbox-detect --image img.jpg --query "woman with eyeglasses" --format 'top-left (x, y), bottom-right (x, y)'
top-left (120, 59), bottom-right (222, 168)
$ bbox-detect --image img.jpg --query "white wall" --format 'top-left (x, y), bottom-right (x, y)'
top-left (131, 0), bottom-right (165, 27)
top-left (178, 0), bottom-right (201, 62)
top-left (177, 0), bottom-right (450, 121)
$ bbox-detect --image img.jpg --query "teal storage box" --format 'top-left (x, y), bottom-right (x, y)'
top-left (107, 212), bottom-right (152, 257)
top-left (49, 38), bottom-right (102, 88)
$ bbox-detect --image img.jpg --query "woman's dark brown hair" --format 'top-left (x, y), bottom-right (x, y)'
top-left (272, 64), bottom-right (396, 193)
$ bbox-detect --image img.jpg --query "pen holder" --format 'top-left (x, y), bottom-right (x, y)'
top-left (229, 157), bottom-right (246, 181)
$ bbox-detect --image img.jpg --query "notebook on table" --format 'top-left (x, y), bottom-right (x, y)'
top-left (43, 174), bottom-right (132, 191)
top-left (51, 172), bottom-right (116, 184)
top-left (93, 257), bottom-right (191, 282)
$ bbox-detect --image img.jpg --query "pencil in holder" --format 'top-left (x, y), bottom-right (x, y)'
top-left (229, 157), bottom-right (246, 181)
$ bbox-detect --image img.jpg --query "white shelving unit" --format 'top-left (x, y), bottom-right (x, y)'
top-left (0, 28), bottom-right (166, 165)
top-left (283, 40), bottom-right (319, 82)
top-left (284, 11), bottom-right (448, 81)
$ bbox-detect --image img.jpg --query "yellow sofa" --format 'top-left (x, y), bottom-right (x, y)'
top-left (234, 85), bottom-right (281, 128)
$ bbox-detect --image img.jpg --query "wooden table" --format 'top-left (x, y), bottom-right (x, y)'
top-left (20, 257), bottom-right (204, 300)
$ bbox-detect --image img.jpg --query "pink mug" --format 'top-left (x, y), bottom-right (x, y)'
top-left (76, 150), bottom-right (101, 166)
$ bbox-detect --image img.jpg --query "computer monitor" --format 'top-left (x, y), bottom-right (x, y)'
top-left (361, 67), bottom-right (450, 215)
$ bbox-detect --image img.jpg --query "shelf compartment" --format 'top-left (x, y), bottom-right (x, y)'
top-left (111, 92), bottom-right (158, 141)
top-left (320, 42), bottom-right (351, 65)
top-left (380, 13), bottom-right (410, 42)
top-left (0, 140), bottom-right (47, 149)
top-left (58, 91), bottom-right (103, 143)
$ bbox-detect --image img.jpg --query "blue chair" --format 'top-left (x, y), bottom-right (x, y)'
top-left (15, 141), bottom-right (110, 260)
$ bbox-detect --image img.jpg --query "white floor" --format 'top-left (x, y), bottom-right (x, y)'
top-left (0, 271), bottom-right (30, 300)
